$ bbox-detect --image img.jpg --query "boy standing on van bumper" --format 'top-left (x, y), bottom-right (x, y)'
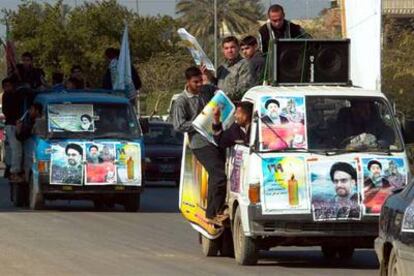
top-left (2, 78), bottom-right (23, 183)
top-left (172, 66), bottom-right (227, 225)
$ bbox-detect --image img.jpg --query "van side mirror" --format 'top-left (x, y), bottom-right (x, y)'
top-left (401, 118), bottom-right (414, 144)
top-left (139, 118), bottom-right (149, 134)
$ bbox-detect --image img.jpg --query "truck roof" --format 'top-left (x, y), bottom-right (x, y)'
top-left (34, 90), bottom-right (130, 105)
top-left (242, 85), bottom-right (386, 102)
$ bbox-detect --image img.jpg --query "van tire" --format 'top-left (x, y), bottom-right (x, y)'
top-left (29, 177), bottom-right (44, 210)
top-left (123, 194), bottom-right (140, 212)
top-left (337, 246), bottom-right (354, 259)
top-left (220, 228), bottom-right (234, 257)
top-left (388, 248), bottom-right (403, 276)
top-left (200, 233), bottom-right (221, 257)
top-left (12, 183), bottom-right (27, 207)
top-left (233, 207), bottom-right (258, 265)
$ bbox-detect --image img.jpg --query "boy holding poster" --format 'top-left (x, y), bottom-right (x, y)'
top-left (173, 66), bottom-right (227, 226)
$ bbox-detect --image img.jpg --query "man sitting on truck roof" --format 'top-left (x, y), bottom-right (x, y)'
top-left (259, 4), bottom-right (311, 54)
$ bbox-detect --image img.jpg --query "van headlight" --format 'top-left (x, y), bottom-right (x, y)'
top-left (401, 202), bottom-right (414, 232)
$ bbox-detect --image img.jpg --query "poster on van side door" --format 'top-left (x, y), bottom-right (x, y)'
top-left (309, 159), bottom-right (362, 221)
top-left (179, 135), bottom-right (223, 238)
top-left (50, 142), bottom-right (84, 185)
top-left (261, 156), bottom-right (310, 214)
top-left (361, 157), bottom-right (406, 215)
top-left (85, 143), bottom-right (117, 185)
top-left (115, 143), bottom-right (141, 185)
top-left (259, 96), bottom-right (307, 151)
top-left (48, 104), bottom-right (95, 132)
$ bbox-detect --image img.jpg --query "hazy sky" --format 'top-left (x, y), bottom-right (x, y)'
top-left (0, 0), bottom-right (331, 37)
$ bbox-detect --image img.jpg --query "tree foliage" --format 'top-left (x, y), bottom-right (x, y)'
top-left (4, 0), bottom-right (183, 89)
top-left (176, 0), bottom-right (264, 54)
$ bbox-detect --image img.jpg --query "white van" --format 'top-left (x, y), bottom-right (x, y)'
top-left (179, 85), bottom-right (411, 265)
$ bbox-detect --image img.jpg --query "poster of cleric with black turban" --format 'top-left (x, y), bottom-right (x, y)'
top-left (309, 159), bottom-right (362, 221)
top-left (259, 96), bottom-right (306, 151)
top-left (362, 157), bottom-right (406, 215)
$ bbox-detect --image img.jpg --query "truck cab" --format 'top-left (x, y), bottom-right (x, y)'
top-left (14, 90), bottom-right (144, 211)
top-left (179, 85), bottom-right (410, 265)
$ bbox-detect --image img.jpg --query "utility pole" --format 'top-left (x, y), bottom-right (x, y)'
top-left (214, 0), bottom-right (217, 69)
top-left (135, 0), bottom-right (140, 15)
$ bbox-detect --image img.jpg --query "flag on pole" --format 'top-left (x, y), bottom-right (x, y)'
top-left (114, 25), bottom-right (136, 100)
top-left (3, 22), bottom-right (17, 76)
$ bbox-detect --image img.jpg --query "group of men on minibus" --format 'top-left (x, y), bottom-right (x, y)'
top-left (173, 4), bottom-right (310, 225)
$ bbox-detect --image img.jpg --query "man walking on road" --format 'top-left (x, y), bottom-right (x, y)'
top-left (172, 66), bottom-right (227, 225)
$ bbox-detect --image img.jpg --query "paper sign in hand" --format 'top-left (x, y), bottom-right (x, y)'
top-left (192, 90), bottom-right (235, 145)
top-left (177, 28), bottom-right (215, 72)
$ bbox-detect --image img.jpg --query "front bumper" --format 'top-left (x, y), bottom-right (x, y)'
top-left (247, 204), bottom-right (378, 240)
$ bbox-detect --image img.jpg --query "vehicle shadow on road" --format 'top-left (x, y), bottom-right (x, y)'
top-left (258, 249), bottom-right (379, 269)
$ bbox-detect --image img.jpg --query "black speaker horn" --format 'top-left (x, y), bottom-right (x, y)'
top-left (272, 39), bottom-right (351, 85)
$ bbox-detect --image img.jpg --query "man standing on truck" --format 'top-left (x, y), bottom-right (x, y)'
top-left (259, 4), bottom-right (311, 53)
top-left (173, 66), bottom-right (227, 225)
top-left (202, 36), bottom-right (253, 101)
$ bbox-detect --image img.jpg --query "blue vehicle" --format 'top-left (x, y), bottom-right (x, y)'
top-left (13, 89), bottom-right (144, 211)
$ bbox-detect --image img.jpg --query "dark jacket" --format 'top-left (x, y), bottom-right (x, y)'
top-left (16, 116), bottom-right (35, 141)
top-left (261, 115), bottom-right (289, 125)
top-left (2, 91), bottom-right (22, 126)
top-left (102, 63), bottom-right (142, 91)
top-left (249, 51), bottom-right (266, 85)
top-left (213, 122), bottom-right (250, 149)
top-left (259, 20), bottom-right (311, 53)
top-left (14, 64), bottom-right (45, 89)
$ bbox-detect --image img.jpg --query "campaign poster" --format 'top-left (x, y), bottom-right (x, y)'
top-left (50, 142), bottom-right (84, 185)
top-left (229, 146), bottom-right (249, 193)
top-left (116, 143), bottom-right (142, 186)
top-left (192, 90), bottom-right (235, 145)
top-left (179, 135), bottom-right (222, 238)
top-left (261, 156), bottom-right (309, 214)
top-left (309, 159), bottom-right (362, 221)
top-left (362, 157), bottom-right (407, 215)
top-left (85, 143), bottom-right (116, 185)
top-left (177, 28), bottom-right (215, 71)
top-left (259, 96), bottom-right (307, 151)
top-left (402, 199), bottom-right (414, 233)
top-left (48, 104), bottom-right (95, 132)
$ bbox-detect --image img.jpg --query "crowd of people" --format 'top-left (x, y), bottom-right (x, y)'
top-left (1, 46), bottom-right (143, 182)
top-left (173, 4), bottom-right (310, 225)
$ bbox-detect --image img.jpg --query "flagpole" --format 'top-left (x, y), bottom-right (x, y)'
top-left (214, 0), bottom-right (217, 69)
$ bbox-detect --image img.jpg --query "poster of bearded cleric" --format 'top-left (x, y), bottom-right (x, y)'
top-left (50, 142), bottom-right (84, 185)
top-left (261, 156), bottom-right (310, 214)
top-left (85, 143), bottom-right (116, 185)
top-left (116, 143), bottom-right (141, 185)
top-left (259, 96), bottom-right (306, 151)
top-left (48, 104), bottom-right (95, 132)
top-left (362, 158), bottom-right (407, 215)
top-left (309, 159), bottom-right (362, 221)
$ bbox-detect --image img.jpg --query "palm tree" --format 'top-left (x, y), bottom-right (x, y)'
top-left (176, 0), bottom-right (264, 48)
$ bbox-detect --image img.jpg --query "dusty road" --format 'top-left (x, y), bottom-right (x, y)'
top-left (0, 178), bottom-right (379, 275)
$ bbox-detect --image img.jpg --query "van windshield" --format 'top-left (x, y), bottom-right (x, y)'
top-left (306, 96), bottom-right (402, 152)
top-left (47, 103), bottom-right (141, 139)
top-left (257, 95), bottom-right (403, 153)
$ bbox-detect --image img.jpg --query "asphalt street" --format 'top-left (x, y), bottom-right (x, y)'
top-left (0, 177), bottom-right (380, 275)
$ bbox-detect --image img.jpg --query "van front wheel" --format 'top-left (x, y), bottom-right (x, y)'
top-left (29, 177), bottom-right (44, 210)
top-left (233, 207), bottom-right (258, 265)
top-left (200, 233), bottom-right (221, 256)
